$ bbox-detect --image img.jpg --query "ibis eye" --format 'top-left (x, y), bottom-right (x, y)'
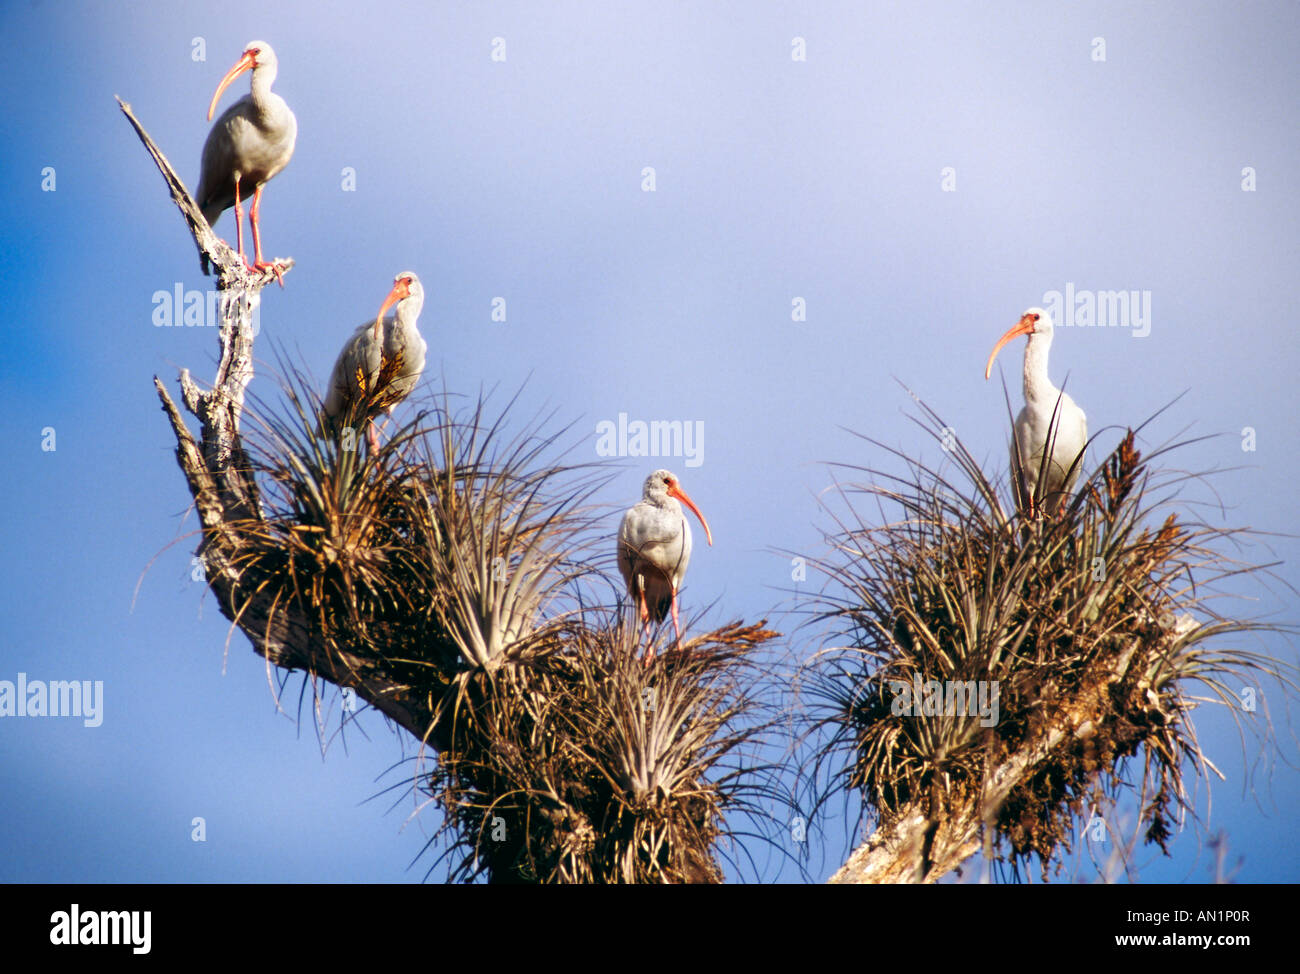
top-left (1030, 313), bottom-right (1040, 322)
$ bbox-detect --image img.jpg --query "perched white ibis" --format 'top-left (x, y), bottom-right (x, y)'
top-left (985, 307), bottom-right (1088, 516)
top-left (195, 40), bottom-right (297, 281)
top-left (322, 272), bottom-right (427, 453)
top-left (618, 469), bottom-right (713, 659)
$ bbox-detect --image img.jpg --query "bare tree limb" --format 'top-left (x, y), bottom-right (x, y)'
top-left (123, 98), bottom-right (437, 747)
top-left (829, 640), bottom-right (1144, 884)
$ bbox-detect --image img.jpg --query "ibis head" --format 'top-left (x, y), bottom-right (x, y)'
top-left (374, 271), bottom-right (423, 338)
top-left (642, 469), bottom-right (712, 546)
top-left (985, 307), bottom-right (1053, 381)
top-left (207, 41), bottom-right (279, 121)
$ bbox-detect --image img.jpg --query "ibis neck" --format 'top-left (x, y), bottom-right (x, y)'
top-left (250, 67), bottom-right (277, 112)
top-left (1022, 332), bottom-right (1058, 404)
top-left (395, 297), bottom-right (423, 332)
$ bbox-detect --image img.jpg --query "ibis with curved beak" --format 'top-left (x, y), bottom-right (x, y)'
top-left (618, 469), bottom-right (713, 659)
top-left (195, 40), bottom-right (297, 281)
top-left (323, 272), bottom-right (427, 453)
top-left (985, 307), bottom-right (1088, 516)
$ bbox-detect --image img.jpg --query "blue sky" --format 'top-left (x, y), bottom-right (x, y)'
top-left (1, 0), bottom-right (1297, 882)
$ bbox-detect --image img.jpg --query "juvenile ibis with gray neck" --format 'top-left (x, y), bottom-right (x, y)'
top-left (195, 40), bottom-right (297, 281)
top-left (985, 307), bottom-right (1088, 517)
top-left (618, 469), bottom-right (713, 660)
top-left (323, 272), bottom-right (427, 453)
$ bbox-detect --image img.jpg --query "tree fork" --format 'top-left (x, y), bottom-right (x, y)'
top-left (120, 98), bottom-right (438, 749)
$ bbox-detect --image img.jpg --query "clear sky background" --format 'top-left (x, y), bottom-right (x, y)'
top-left (1, 0), bottom-right (1297, 883)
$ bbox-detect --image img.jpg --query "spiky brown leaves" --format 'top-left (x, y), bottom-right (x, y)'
top-left (219, 374), bottom-right (783, 882)
top-left (802, 405), bottom-right (1293, 883)
top-left (425, 619), bottom-right (780, 883)
top-left (1089, 429), bottom-right (1142, 515)
top-left (134, 99), bottom-right (784, 883)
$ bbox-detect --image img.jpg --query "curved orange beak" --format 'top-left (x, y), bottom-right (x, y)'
top-left (984, 314), bottom-right (1038, 380)
top-left (207, 50), bottom-right (257, 121)
top-left (373, 277), bottom-right (412, 339)
top-left (667, 483), bottom-right (713, 546)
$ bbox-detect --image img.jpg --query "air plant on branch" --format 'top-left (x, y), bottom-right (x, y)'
top-left (423, 615), bottom-right (783, 883)
top-left (201, 361), bottom-right (783, 882)
top-left (794, 391), bottom-right (1297, 883)
top-left (124, 95), bottom-right (787, 883)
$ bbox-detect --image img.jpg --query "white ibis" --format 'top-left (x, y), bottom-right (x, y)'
top-left (617, 469), bottom-right (713, 659)
top-left (195, 40), bottom-right (297, 281)
top-left (985, 307), bottom-right (1088, 517)
top-left (322, 272), bottom-right (427, 453)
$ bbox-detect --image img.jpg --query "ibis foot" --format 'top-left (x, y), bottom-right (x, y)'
top-left (254, 260), bottom-right (286, 287)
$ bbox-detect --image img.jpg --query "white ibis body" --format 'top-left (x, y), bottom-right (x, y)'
top-left (195, 41), bottom-right (297, 280)
top-left (323, 272), bottom-right (427, 452)
top-left (618, 469), bottom-right (713, 658)
top-left (985, 307), bottom-right (1088, 516)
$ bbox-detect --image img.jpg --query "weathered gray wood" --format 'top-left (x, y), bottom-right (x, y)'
top-left (829, 638), bottom-right (1148, 883)
top-left (122, 99), bottom-right (437, 748)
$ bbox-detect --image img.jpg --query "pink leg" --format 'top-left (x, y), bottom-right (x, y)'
top-left (232, 178), bottom-right (248, 267)
top-left (249, 186), bottom-right (284, 286)
top-left (638, 584), bottom-right (655, 665)
top-left (249, 185), bottom-right (262, 265)
top-left (670, 584), bottom-right (682, 643)
top-left (366, 418), bottom-right (380, 454)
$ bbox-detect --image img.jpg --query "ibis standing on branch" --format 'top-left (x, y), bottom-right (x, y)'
top-left (196, 40), bottom-right (297, 281)
top-left (618, 469), bottom-right (713, 660)
top-left (323, 272), bottom-right (427, 453)
top-left (984, 307), bottom-right (1088, 516)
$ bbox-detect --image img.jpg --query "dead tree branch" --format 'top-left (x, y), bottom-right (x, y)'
top-left (121, 98), bottom-right (438, 745)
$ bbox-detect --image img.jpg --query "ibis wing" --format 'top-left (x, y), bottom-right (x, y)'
top-left (1060, 399), bottom-right (1088, 495)
top-left (322, 321), bottom-right (383, 425)
top-left (618, 506), bottom-right (691, 589)
top-left (196, 94), bottom-right (296, 227)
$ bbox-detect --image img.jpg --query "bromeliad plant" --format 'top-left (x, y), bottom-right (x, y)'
top-left (423, 616), bottom-right (781, 883)
top-left (205, 364), bottom-right (781, 882)
top-left (129, 99), bottom-right (784, 884)
top-left (796, 394), bottom-right (1296, 883)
